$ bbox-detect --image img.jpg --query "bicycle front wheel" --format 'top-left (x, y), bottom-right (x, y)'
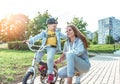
top-left (22, 72), bottom-right (34, 84)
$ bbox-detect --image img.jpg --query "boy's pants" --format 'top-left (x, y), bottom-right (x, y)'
top-left (36, 46), bottom-right (56, 74)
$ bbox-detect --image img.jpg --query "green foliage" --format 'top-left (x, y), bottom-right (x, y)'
top-left (8, 41), bottom-right (42, 50)
top-left (69, 17), bottom-right (88, 35)
top-left (92, 40), bottom-right (97, 44)
top-left (87, 39), bottom-right (92, 45)
top-left (105, 35), bottom-right (114, 44)
top-left (8, 41), bottom-right (28, 50)
top-left (61, 39), bottom-right (66, 49)
top-left (0, 49), bottom-right (33, 83)
top-left (88, 44), bottom-right (120, 53)
top-left (26, 10), bottom-right (51, 38)
top-left (92, 31), bottom-right (98, 44)
top-left (0, 49), bottom-right (60, 83)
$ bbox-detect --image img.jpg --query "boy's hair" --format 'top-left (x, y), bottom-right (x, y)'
top-left (46, 18), bottom-right (58, 24)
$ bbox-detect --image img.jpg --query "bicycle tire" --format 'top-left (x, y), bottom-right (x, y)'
top-left (22, 72), bottom-right (34, 84)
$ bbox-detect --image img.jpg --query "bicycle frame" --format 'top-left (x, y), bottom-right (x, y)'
top-left (26, 53), bottom-right (38, 82)
top-left (25, 41), bottom-right (49, 82)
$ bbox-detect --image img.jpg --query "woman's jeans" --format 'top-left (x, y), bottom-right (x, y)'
top-left (58, 52), bottom-right (91, 78)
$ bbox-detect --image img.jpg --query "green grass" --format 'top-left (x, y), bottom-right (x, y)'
top-left (0, 43), bottom-right (99, 83)
top-left (0, 48), bottom-right (33, 83)
top-left (88, 44), bottom-right (120, 53)
top-left (0, 48), bottom-right (61, 83)
top-left (1, 44), bottom-right (119, 83)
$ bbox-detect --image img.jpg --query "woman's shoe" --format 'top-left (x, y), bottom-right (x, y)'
top-left (74, 75), bottom-right (82, 84)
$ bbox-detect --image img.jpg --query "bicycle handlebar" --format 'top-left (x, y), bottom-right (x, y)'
top-left (26, 42), bottom-right (49, 52)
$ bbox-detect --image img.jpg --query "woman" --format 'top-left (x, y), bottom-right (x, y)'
top-left (55, 24), bottom-right (91, 84)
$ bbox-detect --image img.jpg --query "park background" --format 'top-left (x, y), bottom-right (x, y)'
top-left (0, 0), bottom-right (120, 83)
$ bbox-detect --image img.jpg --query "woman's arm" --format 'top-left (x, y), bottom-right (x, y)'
top-left (55, 53), bottom-right (65, 64)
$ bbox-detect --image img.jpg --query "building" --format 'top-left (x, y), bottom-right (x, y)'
top-left (86, 31), bottom-right (93, 40)
top-left (98, 17), bottom-right (120, 44)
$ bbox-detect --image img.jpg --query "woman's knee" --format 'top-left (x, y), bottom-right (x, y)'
top-left (66, 52), bottom-right (75, 58)
top-left (58, 67), bottom-right (67, 78)
top-left (78, 64), bottom-right (91, 73)
top-left (58, 69), bottom-right (64, 78)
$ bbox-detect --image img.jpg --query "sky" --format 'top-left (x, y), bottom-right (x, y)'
top-left (0, 0), bottom-right (120, 32)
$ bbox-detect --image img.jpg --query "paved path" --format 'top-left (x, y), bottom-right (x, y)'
top-left (18, 54), bottom-right (120, 84)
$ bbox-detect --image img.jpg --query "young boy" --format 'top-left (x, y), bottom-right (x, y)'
top-left (28, 18), bottom-right (67, 82)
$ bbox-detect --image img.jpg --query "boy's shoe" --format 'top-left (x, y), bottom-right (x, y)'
top-left (47, 74), bottom-right (54, 83)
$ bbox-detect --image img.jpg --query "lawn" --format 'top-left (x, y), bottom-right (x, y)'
top-left (88, 44), bottom-right (120, 53)
top-left (0, 48), bottom-right (60, 84)
top-left (0, 43), bottom-right (101, 84)
top-left (1, 44), bottom-right (119, 83)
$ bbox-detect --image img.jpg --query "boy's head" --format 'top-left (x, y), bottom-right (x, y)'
top-left (46, 18), bottom-right (58, 30)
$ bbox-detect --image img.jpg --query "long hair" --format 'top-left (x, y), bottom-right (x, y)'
top-left (67, 24), bottom-right (88, 49)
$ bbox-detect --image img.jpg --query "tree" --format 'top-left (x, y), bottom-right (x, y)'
top-left (105, 35), bottom-right (114, 44)
top-left (69, 17), bottom-right (88, 35)
top-left (0, 18), bottom-right (7, 42)
top-left (92, 31), bottom-right (98, 44)
top-left (25, 10), bottom-right (51, 38)
top-left (0, 14), bottom-right (29, 42)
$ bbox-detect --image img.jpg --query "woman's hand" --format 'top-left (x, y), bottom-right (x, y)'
top-left (54, 53), bottom-right (65, 64)
top-left (54, 59), bottom-right (61, 64)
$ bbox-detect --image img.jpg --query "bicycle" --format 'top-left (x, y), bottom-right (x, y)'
top-left (22, 42), bottom-right (58, 84)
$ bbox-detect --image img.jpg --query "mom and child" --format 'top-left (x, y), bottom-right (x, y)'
top-left (28, 17), bottom-right (91, 84)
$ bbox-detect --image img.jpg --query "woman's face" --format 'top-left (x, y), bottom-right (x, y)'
top-left (66, 27), bottom-right (75, 38)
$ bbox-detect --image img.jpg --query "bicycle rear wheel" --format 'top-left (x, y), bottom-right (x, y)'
top-left (40, 68), bottom-right (58, 83)
top-left (59, 78), bottom-right (65, 84)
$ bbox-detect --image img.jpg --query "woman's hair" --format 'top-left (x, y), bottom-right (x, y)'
top-left (67, 24), bottom-right (88, 49)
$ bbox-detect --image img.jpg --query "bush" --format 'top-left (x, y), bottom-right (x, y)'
top-left (92, 40), bottom-right (97, 44)
top-left (61, 40), bottom-right (66, 49)
top-left (8, 41), bottom-right (28, 50)
top-left (8, 40), bottom-right (42, 50)
top-left (92, 31), bottom-right (98, 44)
top-left (88, 44), bottom-right (120, 53)
top-left (87, 39), bottom-right (92, 45)
top-left (105, 35), bottom-right (114, 44)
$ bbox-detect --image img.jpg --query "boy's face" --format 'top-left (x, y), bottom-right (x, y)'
top-left (47, 24), bottom-right (57, 30)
